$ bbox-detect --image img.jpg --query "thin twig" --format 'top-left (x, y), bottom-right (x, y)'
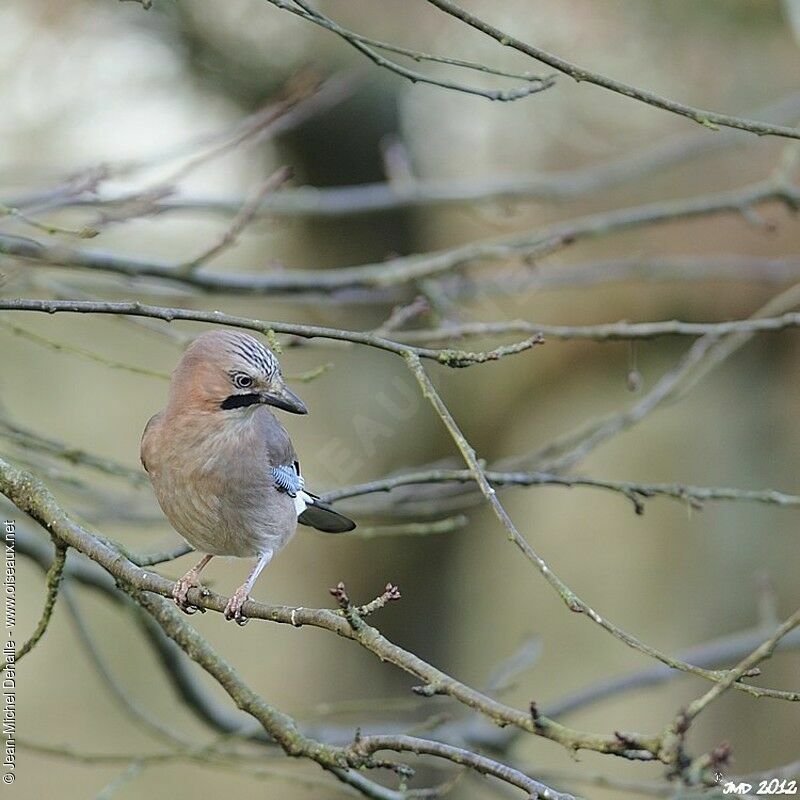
top-left (268, 0), bottom-right (554, 103)
top-left (130, 543), bottom-right (193, 567)
top-left (0, 319), bottom-right (169, 379)
top-left (9, 540), bottom-right (66, 667)
top-left (177, 166), bottom-right (293, 275)
top-left (425, 0), bottom-right (800, 140)
top-left (401, 355), bottom-right (799, 703)
top-left (530, 282), bottom-right (800, 474)
top-left (0, 416), bottom-right (147, 486)
top-left (681, 608), bottom-right (800, 727)
top-left (397, 313), bottom-right (800, 343)
top-left (322, 467), bottom-right (800, 516)
top-left (0, 298), bottom-right (540, 367)
top-left (13, 92), bottom-right (800, 219)
top-left (62, 586), bottom-right (191, 748)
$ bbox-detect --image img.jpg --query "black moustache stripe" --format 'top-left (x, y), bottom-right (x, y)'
top-left (220, 393), bottom-right (261, 410)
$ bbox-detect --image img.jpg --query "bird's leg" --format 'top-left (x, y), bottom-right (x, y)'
top-left (224, 551), bottom-right (273, 625)
top-left (173, 554), bottom-right (214, 614)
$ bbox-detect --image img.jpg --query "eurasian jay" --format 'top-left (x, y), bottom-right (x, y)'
top-left (140, 329), bottom-right (355, 623)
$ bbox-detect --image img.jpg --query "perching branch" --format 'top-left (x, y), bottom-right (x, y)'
top-left (0, 459), bottom-right (584, 798)
top-left (0, 456), bottom-right (751, 772)
top-left (14, 517), bottom-right (800, 778)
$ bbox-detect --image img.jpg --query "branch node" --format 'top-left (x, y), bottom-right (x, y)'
top-left (412, 683), bottom-right (444, 697)
top-left (355, 583), bottom-right (402, 617)
top-left (329, 581), bottom-right (350, 610)
top-left (710, 741), bottom-right (732, 770)
top-left (528, 700), bottom-right (544, 728)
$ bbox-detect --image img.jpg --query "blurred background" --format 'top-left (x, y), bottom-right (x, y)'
top-left (0, 1), bottom-right (799, 798)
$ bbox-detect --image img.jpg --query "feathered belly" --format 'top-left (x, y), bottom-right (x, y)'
top-left (153, 467), bottom-right (297, 558)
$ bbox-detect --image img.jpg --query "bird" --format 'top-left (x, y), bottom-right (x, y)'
top-left (140, 329), bottom-right (355, 623)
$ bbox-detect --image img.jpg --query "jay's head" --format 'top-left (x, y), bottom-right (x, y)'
top-left (168, 330), bottom-right (308, 416)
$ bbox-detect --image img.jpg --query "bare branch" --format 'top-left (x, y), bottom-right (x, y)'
top-left (322, 467), bottom-right (800, 516)
top-left (349, 734), bottom-right (574, 800)
top-left (177, 166), bottom-right (293, 275)
top-left (0, 416), bottom-right (147, 486)
top-left (401, 355), bottom-right (799, 702)
top-left (530, 281), bottom-right (800, 474)
top-left (55, 89), bottom-right (800, 220)
top-left (264, 0), bottom-right (554, 103)
top-left (425, 0), bottom-right (800, 140)
top-left (0, 298), bottom-right (540, 367)
top-left (1, 179), bottom-right (796, 294)
top-left (398, 312), bottom-right (800, 344)
top-left (681, 608), bottom-right (800, 726)
top-left (0, 458), bottom-right (675, 763)
top-left (6, 539), bottom-right (66, 667)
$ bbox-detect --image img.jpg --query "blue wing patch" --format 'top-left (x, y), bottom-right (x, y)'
top-left (271, 463), bottom-right (303, 497)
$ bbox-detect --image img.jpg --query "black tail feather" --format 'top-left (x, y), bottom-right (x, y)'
top-left (298, 501), bottom-right (356, 534)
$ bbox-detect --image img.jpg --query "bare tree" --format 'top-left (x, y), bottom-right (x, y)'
top-left (1, 3), bottom-right (799, 799)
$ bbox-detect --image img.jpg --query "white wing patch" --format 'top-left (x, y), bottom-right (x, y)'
top-left (294, 491), bottom-right (312, 516)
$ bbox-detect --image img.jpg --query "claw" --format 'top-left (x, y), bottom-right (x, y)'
top-left (173, 570), bottom-right (205, 615)
top-left (223, 585), bottom-right (250, 624)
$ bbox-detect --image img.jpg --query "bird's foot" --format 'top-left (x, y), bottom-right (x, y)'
top-left (173, 569), bottom-right (206, 615)
top-left (223, 585), bottom-right (251, 626)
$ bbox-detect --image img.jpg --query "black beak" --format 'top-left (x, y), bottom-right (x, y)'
top-left (260, 384), bottom-right (308, 415)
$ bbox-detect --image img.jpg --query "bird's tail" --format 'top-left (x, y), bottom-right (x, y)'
top-left (297, 492), bottom-right (356, 533)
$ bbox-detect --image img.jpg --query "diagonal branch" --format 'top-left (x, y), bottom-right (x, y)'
top-left (16, 524), bottom-right (800, 757)
top-left (0, 457), bottom-right (670, 762)
top-left (401, 354), bottom-right (800, 703)
top-left (528, 281), bottom-right (800, 475)
top-left (176, 165), bottom-right (293, 275)
top-left (425, 0), bottom-right (800, 140)
top-left (29, 88), bottom-right (800, 220)
top-left (5, 471), bottom-right (571, 798)
top-left (264, 0), bottom-right (554, 103)
top-left (680, 607), bottom-right (800, 728)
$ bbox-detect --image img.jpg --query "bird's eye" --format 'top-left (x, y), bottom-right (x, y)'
top-left (233, 374), bottom-right (253, 389)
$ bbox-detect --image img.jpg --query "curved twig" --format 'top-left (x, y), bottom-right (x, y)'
top-left (264, 0), bottom-right (554, 103)
top-left (7, 539), bottom-right (66, 667)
